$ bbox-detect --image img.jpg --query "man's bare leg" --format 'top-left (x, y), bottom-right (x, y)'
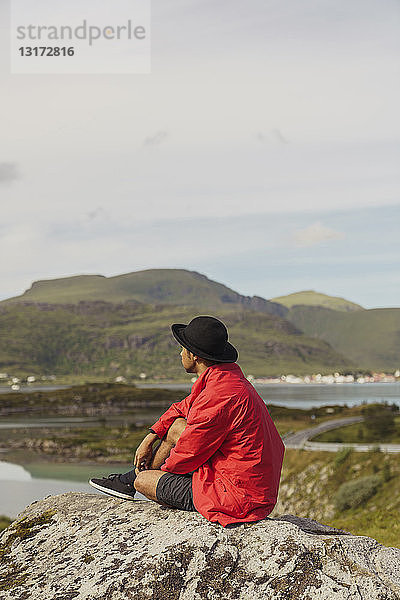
top-left (134, 417), bottom-right (186, 502)
top-left (150, 417), bottom-right (187, 469)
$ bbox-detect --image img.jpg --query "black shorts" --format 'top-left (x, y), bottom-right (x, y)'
top-left (156, 472), bottom-right (195, 512)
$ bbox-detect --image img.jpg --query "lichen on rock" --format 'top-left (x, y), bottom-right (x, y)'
top-left (0, 493), bottom-right (399, 599)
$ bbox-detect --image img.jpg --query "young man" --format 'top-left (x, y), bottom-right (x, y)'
top-left (89, 316), bottom-right (285, 527)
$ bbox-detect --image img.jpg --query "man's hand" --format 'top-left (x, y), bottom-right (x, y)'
top-left (134, 432), bottom-right (158, 471)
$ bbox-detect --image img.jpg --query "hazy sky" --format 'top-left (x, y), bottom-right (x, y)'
top-left (1, 0), bottom-right (399, 308)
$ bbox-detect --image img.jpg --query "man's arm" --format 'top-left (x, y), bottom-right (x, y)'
top-left (161, 395), bottom-right (229, 474)
top-left (133, 431), bottom-right (159, 471)
top-left (149, 394), bottom-right (192, 439)
top-left (134, 394), bottom-right (192, 470)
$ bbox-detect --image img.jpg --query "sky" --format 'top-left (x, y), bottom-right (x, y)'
top-left (1, 0), bottom-right (399, 308)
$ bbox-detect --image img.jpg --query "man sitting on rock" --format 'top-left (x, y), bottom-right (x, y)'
top-left (89, 316), bottom-right (285, 527)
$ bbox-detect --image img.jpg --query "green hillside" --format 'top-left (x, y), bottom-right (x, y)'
top-left (4, 269), bottom-right (286, 317)
top-left (287, 305), bottom-right (400, 371)
top-left (278, 447), bottom-right (400, 549)
top-left (0, 301), bottom-right (352, 379)
top-left (272, 290), bottom-right (363, 312)
top-left (3, 268), bottom-right (398, 376)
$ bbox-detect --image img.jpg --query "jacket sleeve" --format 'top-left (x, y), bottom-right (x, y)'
top-left (161, 391), bottom-right (229, 474)
top-left (150, 394), bottom-right (192, 439)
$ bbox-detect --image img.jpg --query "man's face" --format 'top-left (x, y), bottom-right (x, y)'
top-left (180, 347), bottom-right (196, 373)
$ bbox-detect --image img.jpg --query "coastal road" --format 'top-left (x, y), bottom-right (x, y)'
top-left (284, 417), bottom-right (400, 453)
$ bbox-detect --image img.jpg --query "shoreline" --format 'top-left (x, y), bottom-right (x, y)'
top-left (1, 380), bottom-right (400, 394)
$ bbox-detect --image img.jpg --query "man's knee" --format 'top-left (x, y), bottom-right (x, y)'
top-left (134, 471), bottom-right (146, 493)
top-left (166, 418), bottom-right (187, 446)
top-left (134, 470), bottom-right (165, 503)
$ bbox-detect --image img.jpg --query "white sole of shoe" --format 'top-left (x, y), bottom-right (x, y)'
top-left (89, 479), bottom-right (135, 501)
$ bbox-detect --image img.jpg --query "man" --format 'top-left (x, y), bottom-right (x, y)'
top-left (89, 316), bottom-right (285, 527)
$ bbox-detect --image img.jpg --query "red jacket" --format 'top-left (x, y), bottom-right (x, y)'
top-left (151, 363), bottom-right (285, 527)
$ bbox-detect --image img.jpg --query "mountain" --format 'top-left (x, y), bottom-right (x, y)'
top-left (271, 290), bottom-right (363, 312)
top-left (3, 269), bottom-right (287, 317)
top-left (10, 268), bottom-right (400, 377)
top-left (286, 305), bottom-right (400, 371)
top-left (0, 301), bottom-right (351, 379)
top-left (271, 290), bottom-right (400, 371)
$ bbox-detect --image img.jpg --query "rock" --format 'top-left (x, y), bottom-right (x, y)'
top-left (1, 493), bottom-right (399, 599)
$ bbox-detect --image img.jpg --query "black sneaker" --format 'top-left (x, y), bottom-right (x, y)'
top-left (89, 473), bottom-right (136, 500)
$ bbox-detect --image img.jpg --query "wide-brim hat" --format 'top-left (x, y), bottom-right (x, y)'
top-left (171, 316), bottom-right (238, 363)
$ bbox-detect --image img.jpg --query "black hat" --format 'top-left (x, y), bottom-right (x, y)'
top-left (171, 316), bottom-right (238, 363)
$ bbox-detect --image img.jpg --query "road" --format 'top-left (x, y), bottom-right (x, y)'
top-left (283, 416), bottom-right (400, 453)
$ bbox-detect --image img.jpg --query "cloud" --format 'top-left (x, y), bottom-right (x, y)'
top-left (86, 207), bottom-right (104, 221)
top-left (256, 129), bottom-right (289, 144)
top-left (271, 129), bottom-right (289, 144)
top-left (142, 131), bottom-right (169, 147)
top-left (0, 162), bottom-right (19, 184)
top-left (293, 222), bottom-right (345, 247)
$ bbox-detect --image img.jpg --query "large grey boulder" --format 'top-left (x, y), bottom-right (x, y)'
top-left (1, 492), bottom-right (399, 599)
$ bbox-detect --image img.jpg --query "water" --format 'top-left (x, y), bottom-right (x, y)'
top-left (2, 382), bottom-right (399, 409)
top-left (254, 382), bottom-right (400, 409)
top-left (0, 461), bottom-right (96, 518)
top-left (0, 385), bottom-right (70, 395)
top-left (138, 382), bottom-right (400, 409)
top-left (1, 382), bottom-right (399, 521)
top-left (0, 461), bottom-right (147, 519)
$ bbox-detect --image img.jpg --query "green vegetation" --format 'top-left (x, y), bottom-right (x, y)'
top-left (0, 510), bottom-right (55, 591)
top-left (334, 474), bottom-right (382, 511)
top-left (0, 516), bottom-right (12, 532)
top-left (2, 402), bottom-right (360, 463)
top-left (4, 424), bottom-right (151, 462)
top-left (2, 269), bottom-right (283, 315)
top-left (268, 404), bottom-right (366, 436)
top-left (279, 448), bottom-right (400, 548)
top-left (334, 446), bottom-right (353, 466)
top-left (271, 290), bottom-right (363, 312)
top-left (313, 406), bottom-right (400, 443)
top-left (0, 301), bottom-right (352, 379)
top-left (1, 268), bottom-right (399, 375)
top-left (287, 304), bottom-right (400, 371)
top-left (363, 405), bottom-right (397, 440)
top-left (0, 382), bottom-right (182, 416)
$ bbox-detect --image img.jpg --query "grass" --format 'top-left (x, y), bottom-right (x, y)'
top-left (2, 424), bottom-right (150, 463)
top-left (334, 474), bottom-right (382, 511)
top-left (271, 290), bottom-right (363, 312)
top-left (2, 269), bottom-right (278, 315)
top-left (332, 508), bottom-right (400, 548)
top-left (312, 416), bottom-right (400, 444)
top-left (4, 412), bottom-right (347, 462)
top-left (276, 448), bottom-right (400, 548)
top-left (0, 382), bottom-right (182, 414)
top-left (287, 304), bottom-right (400, 371)
top-left (0, 516), bottom-right (12, 532)
top-left (2, 267), bottom-right (399, 374)
top-left (0, 300), bottom-right (353, 380)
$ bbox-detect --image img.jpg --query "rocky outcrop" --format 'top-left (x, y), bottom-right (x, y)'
top-left (1, 493), bottom-right (399, 599)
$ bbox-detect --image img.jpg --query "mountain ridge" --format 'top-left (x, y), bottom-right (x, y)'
top-left (0, 301), bottom-right (352, 378)
top-left (271, 290), bottom-right (364, 312)
top-left (1, 268), bottom-right (398, 375)
top-left (286, 304), bottom-right (400, 371)
top-left (3, 269), bottom-right (287, 317)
